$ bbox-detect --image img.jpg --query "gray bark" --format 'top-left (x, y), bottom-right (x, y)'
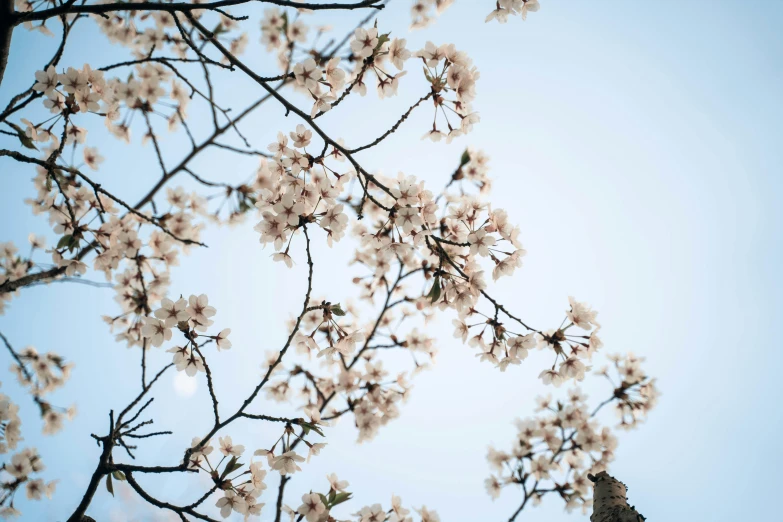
top-left (589, 471), bottom-right (646, 522)
top-left (0, 0), bottom-right (13, 87)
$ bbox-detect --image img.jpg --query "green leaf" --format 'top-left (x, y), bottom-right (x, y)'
top-left (331, 491), bottom-right (352, 507)
top-left (106, 474), bottom-right (114, 496)
top-left (375, 33), bottom-right (391, 51)
top-left (112, 470), bottom-right (126, 481)
top-left (300, 421), bottom-right (324, 437)
top-left (423, 66), bottom-right (433, 83)
top-left (426, 278), bottom-right (441, 304)
top-left (330, 304), bottom-right (346, 316)
top-left (225, 459), bottom-right (244, 475)
top-left (56, 234), bottom-right (79, 253)
top-left (460, 149), bottom-right (471, 166)
top-left (220, 456), bottom-right (241, 480)
top-left (318, 493), bottom-right (329, 507)
top-left (7, 121), bottom-right (38, 151)
top-left (17, 130), bottom-right (38, 151)
top-left (281, 11), bottom-right (289, 33)
top-left (56, 235), bottom-right (73, 250)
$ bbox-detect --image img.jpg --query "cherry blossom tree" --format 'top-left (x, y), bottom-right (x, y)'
top-left (0, 0), bottom-right (656, 520)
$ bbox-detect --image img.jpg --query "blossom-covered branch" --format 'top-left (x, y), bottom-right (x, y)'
top-left (0, 0), bottom-right (656, 520)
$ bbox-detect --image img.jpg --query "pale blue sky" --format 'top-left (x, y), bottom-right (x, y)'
top-left (1, 1), bottom-right (781, 521)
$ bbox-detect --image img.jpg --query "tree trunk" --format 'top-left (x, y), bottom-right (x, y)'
top-left (589, 471), bottom-right (646, 522)
top-left (0, 0), bottom-right (14, 87)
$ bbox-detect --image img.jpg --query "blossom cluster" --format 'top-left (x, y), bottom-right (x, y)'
top-left (345, 27), bottom-right (411, 101)
top-left (259, 7), bottom-right (311, 69)
top-left (186, 436), bottom-right (267, 519)
top-left (0, 391), bottom-right (21, 455)
top-left (410, 0), bottom-right (541, 30)
top-left (0, 389), bottom-right (57, 517)
top-left (486, 0), bottom-right (541, 23)
top-left (92, 7), bottom-right (249, 64)
top-left (410, 0), bottom-right (455, 30)
top-left (185, 407), bottom-right (330, 519)
top-left (262, 297), bottom-right (430, 443)
top-left (7, 345), bottom-right (75, 435)
top-left (253, 126), bottom-right (351, 265)
top-left (0, 239), bottom-right (43, 315)
top-left (484, 354), bottom-right (658, 513)
top-left (28, 60), bottom-right (190, 148)
top-left (139, 294), bottom-right (230, 376)
top-left (276, 471), bottom-right (443, 522)
top-left (449, 290), bottom-right (603, 378)
top-left (251, 145), bottom-right (579, 448)
top-left (416, 41), bottom-right (481, 142)
top-left (290, 479), bottom-right (440, 522)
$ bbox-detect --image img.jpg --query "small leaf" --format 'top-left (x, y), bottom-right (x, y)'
top-left (375, 33), bottom-right (391, 51)
top-left (423, 66), bottom-right (433, 83)
top-left (426, 278), bottom-right (441, 304)
top-left (300, 421), bottom-right (324, 437)
top-left (56, 234), bottom-right (78, 253)
top-left (6, 122), bottom-right (38, 151)
top-left (318, 493), bottom-right (329, 507)
top-left (220, 456), bottom-right (239, 480)
top-left (281, 11), bottom-right (289, 32)
top-left (330, 304), bottom-right (346, 317)
top-left (17, 130), bottom-right (38, 151)
top-left (331, 491), bottom-right (352, 507)
top-left (112, 470), bottom-right (126, 481)
top-left (57, 235), bottom-right (73, 250)
top-left (460, 149), bottom-right (471, 166)
top-left (106, 474), bottom-right (114, 496)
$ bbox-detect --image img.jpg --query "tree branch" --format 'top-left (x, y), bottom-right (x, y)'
top-left (15, 0), bottom-right (385, 25)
